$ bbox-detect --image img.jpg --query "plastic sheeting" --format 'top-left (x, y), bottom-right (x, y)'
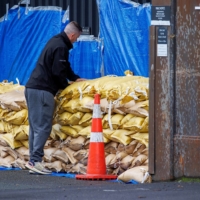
top-left (0, 6), bottom-right (69, 85)
top-left (97, 0), bottom-right (151, 77)
top-left (69, 38), bottom-right (102, 79)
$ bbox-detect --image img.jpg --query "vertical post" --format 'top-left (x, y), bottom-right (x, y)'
top-left (149, 0), bottom-right (176, 181)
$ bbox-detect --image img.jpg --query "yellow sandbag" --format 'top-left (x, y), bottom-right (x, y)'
top-left (111, 130), bottom-right (132, 145)
top-left (56, 112), bottom-right (72, 125)
top-left (123, 116), bottom-right (145, 133)
top-left (20, 140), bottom-right (29, 148)
top-left (59, 80), bottom-right (93, 99)
top-left (103, 136), bottom-right (110, 143)
top-left (12, 126), bottom-right (28, 140)
top-left (79, 119), bottom-right (92, 127)
top-left (0, 120), bottom-right (12, 133)
top-left (120, 114), bottom-right (135, 128)
top-left (78, 126), bottom-right (91, 138)
top-left (52, 124), bottom-right (68, 140)
top-left (71, 125), bottom-right (84, 133)
top-left (102, 114), bottom-right (110, 129)
top-left (67, 112), bottom-right (84, 125)
top-left (4, 109), bottom-right (28, 125)
top-left (103, 129), bottom-right (115, 140)
top-left (117, 166), bottom-right (151, 183)
top-left (130, 133), bottom-right (149, 147)
top-left (61, 99), bottom-right (79, 113)
top-left (77, 96), bottom-right (94, 113)
top-left (60, 125), bottom-right (79, 138)
top-left (0, 133), bottom-right (23, 149)
top-left (20, 125), bottom-right (29, 136)
top-left (140, 117), bottom-right (149, 133)
top-left (79, 113), bottom-right (92, 126)
top-left (0, 82), bottom-right (24, 94)
top-left (0, 107), bottom-right (10, 119)
top-left (111, 114), bottom-right (124, 129)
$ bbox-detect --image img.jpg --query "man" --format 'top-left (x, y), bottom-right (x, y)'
top-left (25, 21), bottom-right (85, 174)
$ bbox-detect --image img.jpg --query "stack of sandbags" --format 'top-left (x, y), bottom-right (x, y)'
top-left (0, 76), bottom-right (150, 182)
top-left (0, 82), bottom-right (29, 168)
top-left (48, 75), bottom-right (149, 176)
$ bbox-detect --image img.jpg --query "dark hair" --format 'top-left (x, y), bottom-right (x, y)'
top-left (70, 21), bottom-right (82, 32)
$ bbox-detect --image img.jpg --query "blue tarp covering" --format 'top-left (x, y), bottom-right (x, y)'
top-left (0, 6), bottom-right (64, 85)
top-left (97, 0), bottom-right (151, 77)
top-left (69, 40), bottom-right (102, 79)
top-left (0, 1), bottom-right (151, 84)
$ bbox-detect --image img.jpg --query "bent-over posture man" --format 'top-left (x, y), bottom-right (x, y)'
top-left (25, 21), bottom-right (85, 174)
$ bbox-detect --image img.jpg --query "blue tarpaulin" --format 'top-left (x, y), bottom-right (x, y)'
top-left (97, 0), bottom-right (151, 77)
top-left (0, 6), bottom-right (64, 85)
top-left (0, 1), bottom-right (151, 84)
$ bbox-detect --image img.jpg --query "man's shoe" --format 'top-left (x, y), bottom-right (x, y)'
top-left (25, 161), bottom-right (52, 175)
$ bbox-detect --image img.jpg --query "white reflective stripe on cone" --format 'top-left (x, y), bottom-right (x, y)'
top-left (90, 132), bottom-right (104, 142)
top-left (92, 104), bottom-right (101, 118)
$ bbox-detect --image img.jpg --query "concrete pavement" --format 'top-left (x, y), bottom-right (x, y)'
top-left (0, 170), bottom-right (200, 200)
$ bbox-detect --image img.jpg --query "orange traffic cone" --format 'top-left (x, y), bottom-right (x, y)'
top-left (76, 94), bottom-right (117, 180)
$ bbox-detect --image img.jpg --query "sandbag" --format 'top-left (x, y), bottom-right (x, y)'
top-left (66, 136), bottom-right (86, 151)
top-left (78, 126), bottom-right (91, 138)
top-left (130, 133), bottom-right (148, 147)
top-left (130, 154), bottom-right (148, 168)
top-left (125, 140), bottom-right (138, 154)
top-left (51, 149), bottom-right (69, 164)
top-left (62, 147), bottom-right (78, 164)
top-left (4, 109), bottom-right (28, 125)
top-left (60, 125), bottom-right (79, 138)
top-left (0, 88), bottom-right (26, 111)
top-left (120, 155), bottom-right (135, 170)
top-left (44, 160), bottom-right (64, 172)
top-left (104, 141), bottom-right (118, 154)
top-left (0, 133), bottom-right (23, 149)
top-left (0, 155), bottom-right (15, 168)
top-left (52, 124), bottom-right (68, 140)
top-left (43, 147), bottom-right (57, 162)
top-left (73, 149), bottom-right (88, 161)
top-left (77, 96), bottom-right (94, 113)
top-left (111, 130), bottom-right (132, 145)
top-left (118, 166), bottom-right (151, 183)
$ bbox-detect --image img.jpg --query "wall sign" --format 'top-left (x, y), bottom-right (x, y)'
top-left (151, 6), bottom-right (171, 26)
top-left (157, 27), bottom-right (168, 57)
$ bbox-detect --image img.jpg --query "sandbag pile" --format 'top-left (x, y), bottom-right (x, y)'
top-left (0, 76), bottom-right (151, 183)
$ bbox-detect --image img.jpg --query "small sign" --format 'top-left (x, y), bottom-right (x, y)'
top-left (81, 27), bottom-right (91, 35)
top-left (157, 27), bottom-right (168, 57)
top-left (151, 6), bottom-right (171, 26)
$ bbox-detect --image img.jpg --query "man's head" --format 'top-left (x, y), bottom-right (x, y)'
top-left (64, 21), bottom-right (82, 43)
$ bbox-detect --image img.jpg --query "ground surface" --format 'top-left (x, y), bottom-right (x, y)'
top-left (0, 170), bottom-right (200, 200)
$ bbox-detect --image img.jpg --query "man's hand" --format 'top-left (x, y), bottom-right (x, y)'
top-left (75, 78), bottom-right (87, 82)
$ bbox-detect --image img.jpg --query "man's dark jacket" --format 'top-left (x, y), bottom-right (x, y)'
top-left (25, 32), bottom-right (80, 96)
